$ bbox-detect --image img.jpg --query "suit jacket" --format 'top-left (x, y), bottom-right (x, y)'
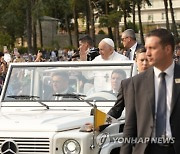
top-left (108, 78), bottom-right (131, 119)
top-left (120, 64), bottom-right (180, 154)
top-left (125, 43), bottom-right (143, 60)
top-left (87, 48), bottom-right (99, 61)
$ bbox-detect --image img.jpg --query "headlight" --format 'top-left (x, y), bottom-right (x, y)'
top-left (62, 139), bottom-right (81, 154)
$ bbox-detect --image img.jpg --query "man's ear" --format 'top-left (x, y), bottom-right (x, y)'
top-left (165, 45), bottom-right (173, 55)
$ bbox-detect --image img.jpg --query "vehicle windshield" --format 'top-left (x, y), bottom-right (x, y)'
top-left (2, 62), bottom-right (134, 103)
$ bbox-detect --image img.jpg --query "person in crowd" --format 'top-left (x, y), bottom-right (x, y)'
top-left (82, 38), bottom-right (128, 95)
top-left (0, 52), bottom-right (8, 75)
top-left (3, 46), bottom-right (12, 64)
top-left (93, 38), bottom-right (128, 61)
top-left (35, 50), bottom-right (46, 62)
top-left (78, 35), bottom-right (99, 61)
top-left (135, 47), bottom-right (150, 73)
top-left (121, 29), bottom-right (143, 60)
top-left (50, 50), bottom-right (57, 61)
top-left (108, 47), bottom-right (150, 118)
top-left (110, 69), bottom-right (126, 96)
top-left (175, 45), bottom-right (180, 64)
top-left (67, 49), bottom-right (74, 61)
top-left (0, 52), bottom-right (7, 94)
top-left (13, 48), bottom-right (25, 63)
top-left (120, 28), bottom-right (180, 154)
top-left (51, 72), bottom-right (74, 100)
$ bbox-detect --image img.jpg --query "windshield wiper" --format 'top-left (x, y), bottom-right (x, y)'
top-left (7, 95), bottom-right (40, 100)
top-left (37, 101), bottom-right (49, 109)
top-left (53, 93), bottom-right (86, 100)
top-left (7, 95), bottom-right (49, 109)
top-left (53, 93), bottom-right (95, 107)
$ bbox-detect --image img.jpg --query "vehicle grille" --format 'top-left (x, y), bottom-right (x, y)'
top-left (0, 137), bottom-right (50, 154)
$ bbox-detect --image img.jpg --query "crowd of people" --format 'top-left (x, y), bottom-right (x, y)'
top-left (0, 29), bottom-right (179, 95)
top-left (0, 28), bottom-right (180, 154)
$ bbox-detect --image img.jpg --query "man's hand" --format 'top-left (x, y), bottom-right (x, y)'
top-left (80, 123), bottom-right (94, 132)
top-left (79, 49), bottom-right (88, 61)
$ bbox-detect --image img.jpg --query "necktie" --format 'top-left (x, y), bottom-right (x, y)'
top-left (125, 49), bottom-right (131, 60)
top-left (156, 72), bottom-right (167, 137)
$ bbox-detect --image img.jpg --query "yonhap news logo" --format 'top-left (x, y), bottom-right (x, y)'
top-left (96, 133), bottom-right (124, 148)
top-left (96, 132), bottom-right (175, 149)
top-left (96, 132), bottom-right (111, 148)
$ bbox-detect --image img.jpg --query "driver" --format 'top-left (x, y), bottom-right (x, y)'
top-left (51, 72), bottom-right (74, 100)
top-left (110, 69), bottom-right (126, 96)
top-left (84, 69), bottom-right (126, 99)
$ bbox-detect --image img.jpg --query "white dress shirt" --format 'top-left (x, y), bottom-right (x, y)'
top-left (129, 42), bottom-right (138, 60)
top-left (153, 61), bottom-right (175, 137)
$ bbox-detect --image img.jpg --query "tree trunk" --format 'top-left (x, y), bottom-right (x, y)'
top-left (105, 0), bottom-right (113, 39)
top-left (26, 0), bottom-right (33, 54)
top-left (88, 0), bottom-right (96, 44)
top-left (85, 1), bottom-right (90, 34)
top-left (123, 8), bottom-right (127, 30)
top-left (38, 18), bottom-right (43, 48)
top-left (73, 0), bottom-right (79, 48)
top-left (32, 20), bottom-right (37, 53)
top-left (21, 37), bottom-right (24, 47)
top-left (137, 3), bottom-right (145, 45)
top-left (65, 14), bottom-right (73, 46)
top-left (163, 0), bottom-right (170, 30)
top-left (132, 1), bottom-right (136, 31)
top-left (114, 24), bottom-right (120, 50)
top-left (169, 0), bottom-right (179, 40)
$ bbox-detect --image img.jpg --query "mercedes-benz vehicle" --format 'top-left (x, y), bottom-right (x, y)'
top-left (0, 61), bottom-right (136, 154)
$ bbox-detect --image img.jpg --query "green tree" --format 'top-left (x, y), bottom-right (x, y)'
top-left (31, 0), bottom-right (45, 49)
top-left (88, 0), bottom-right (96, 43)
top-left (119, 0), bottom-right (131, 30)
top-left (71, 0), bottom-right (79, 47)
top-left (44, 0), bottom-right (74, 47)
top-left (0, 0), bottom-right (26, 48)
top-left (0, 32), bottom-right (12, 48)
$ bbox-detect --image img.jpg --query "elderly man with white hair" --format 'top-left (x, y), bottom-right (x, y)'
top-left (83, 38), bottom-right (128, 96)
top-left (121, 29), bottom-right (143, 60)
top-left (93, 38), bottom-right (128, 61)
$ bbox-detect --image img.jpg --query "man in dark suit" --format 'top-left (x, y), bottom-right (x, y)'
top-left (108, 77), bottom-right (131, 119)
top-left (121, 29), bottom-right (143, 60)
top-left (120, 28), bottom-right (180, 154)
top-left (51, 72), bottom-right (74, 100)
top-left (108, 47), bottom-right (150, 118)
top-left (109, 69), bottom-right (127, 97)
top-left (78, 35), bottom-right (99, 61)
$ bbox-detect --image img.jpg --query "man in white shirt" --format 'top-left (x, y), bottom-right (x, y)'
top-left (93, 38), bottom-right (128, 61)
top-left (121, 29), bottom-right (143, 60)
top-left (3, 46), bottom-right (11, 64)
top-left (83, 38), bottom-right (128, 96)
top-left (121, 28), bottom-right (179, 154)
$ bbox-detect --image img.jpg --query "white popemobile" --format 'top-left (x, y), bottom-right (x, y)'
top-left (0, 61), bottom-right (136, 154)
